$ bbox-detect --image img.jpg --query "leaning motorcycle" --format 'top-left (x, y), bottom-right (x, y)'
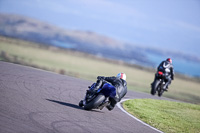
top-left (151, 71), bottom-right (167, 97)
top-left (79, 82), bottom-right (116, 110)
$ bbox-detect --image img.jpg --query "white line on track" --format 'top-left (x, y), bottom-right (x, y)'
top-left (117, 99), bottom-right (163, 133)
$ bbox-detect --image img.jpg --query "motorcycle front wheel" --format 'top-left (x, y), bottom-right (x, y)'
top-left (79, 100), bottom-right (84, 107)
top-left (84, 93), bottom-right (105, 110)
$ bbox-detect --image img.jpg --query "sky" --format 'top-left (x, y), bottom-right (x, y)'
top-left (0, 0), bottom-right (200, 57)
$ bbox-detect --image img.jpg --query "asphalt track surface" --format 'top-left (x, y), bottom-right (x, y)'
top-left (0, 62), bottom-right (171, 133)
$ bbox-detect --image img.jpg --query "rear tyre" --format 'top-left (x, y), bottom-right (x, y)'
top-left (158, 84), bottom-right (164, 97)
top-left (158, 91), bottom-right (163, 97)
top-left (151, 80), bottom-right (159, 95)
top-left (84, 93), bottom-right (105, 110)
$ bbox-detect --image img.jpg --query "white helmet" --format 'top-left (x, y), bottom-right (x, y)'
top-left (117, 73), bottom-right (126, 81)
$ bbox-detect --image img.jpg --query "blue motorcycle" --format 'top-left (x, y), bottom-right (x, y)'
top-left (79, 82), bottom-right (116, 110)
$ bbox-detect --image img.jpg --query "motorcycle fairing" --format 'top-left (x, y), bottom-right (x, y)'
top-left (101, 83), bottom-right (116, 98)
top-left (88, 82), bottom-right (116, 98)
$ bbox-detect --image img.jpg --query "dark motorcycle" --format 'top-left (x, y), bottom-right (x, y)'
top-left (151, 71), bottom-right (167, 97)
top-left (79, 82), bottom-right (116, 110)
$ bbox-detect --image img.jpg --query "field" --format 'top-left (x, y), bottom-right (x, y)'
top-left (123, 99), bottom-right (200, 133)
top-left (0, 36), bottom-right (200, 104)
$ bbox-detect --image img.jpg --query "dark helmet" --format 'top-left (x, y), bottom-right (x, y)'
top-left (166, 58), bottom-right (172, 63)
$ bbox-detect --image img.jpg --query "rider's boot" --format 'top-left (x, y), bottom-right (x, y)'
top-left (106, 97), bottom-right (117, 111)
top-left (163, 82), bottom-right (170, 91)
top-left (164, 76), bottom-right (172, 91)
top-left (163, 84), bottom-right (167, 91)
top-left (106, 104), bottom-right (114, 111)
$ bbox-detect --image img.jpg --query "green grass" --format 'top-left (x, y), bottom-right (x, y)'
top-left (0, 36), bottom-right (200, 104)
top-left (123, 99), bottom-right (200, 133)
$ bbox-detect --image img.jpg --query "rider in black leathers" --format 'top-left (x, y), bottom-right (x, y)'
top-left (156, 58), bottom-right (174, 90)
top-left (89, 73), bottom-right (127, 111)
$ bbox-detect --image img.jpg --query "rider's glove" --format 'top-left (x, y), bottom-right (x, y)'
top-left (97, 76), bottom-right (105, 80)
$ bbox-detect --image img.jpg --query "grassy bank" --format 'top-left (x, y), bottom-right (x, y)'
top-left (0, 36), bottom-right (200, 104)
top-left (123, 99), bottom-right (200, 133)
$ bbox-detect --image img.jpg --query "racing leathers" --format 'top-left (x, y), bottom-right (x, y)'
top-left (157, 60), bottom-right (174, 89)
top-left (92, 76), bottom-right (127, 111)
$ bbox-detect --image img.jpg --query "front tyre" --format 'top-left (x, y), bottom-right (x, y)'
top-left (79, 100), bottom-right (84, 107)
top-left (84, 93), bottom-right (105, 110)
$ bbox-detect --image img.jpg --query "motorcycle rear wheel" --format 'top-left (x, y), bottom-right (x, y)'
top-left (151, 80), bottom-right (159, 95)
top-left (158, 83), bottom-right (164, 97)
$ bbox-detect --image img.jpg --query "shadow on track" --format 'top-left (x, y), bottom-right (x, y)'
top-left (46, 99), bottom-right (104, 113)
top-left (46, 99), bottom-right (82, 109)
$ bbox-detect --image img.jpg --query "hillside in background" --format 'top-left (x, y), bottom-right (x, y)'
top-left (0, 13), bottom-right (200, 76)
top-left (0, 13), bottom-right (150, 64)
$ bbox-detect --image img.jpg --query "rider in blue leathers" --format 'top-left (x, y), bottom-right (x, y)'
top-left (88, 73), bottom-right (127, 111)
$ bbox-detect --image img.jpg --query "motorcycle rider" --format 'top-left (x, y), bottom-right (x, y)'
top-left (156, 58), bottom-right (174, 90)
top-left (87, 73), bottom-right (127, 111)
